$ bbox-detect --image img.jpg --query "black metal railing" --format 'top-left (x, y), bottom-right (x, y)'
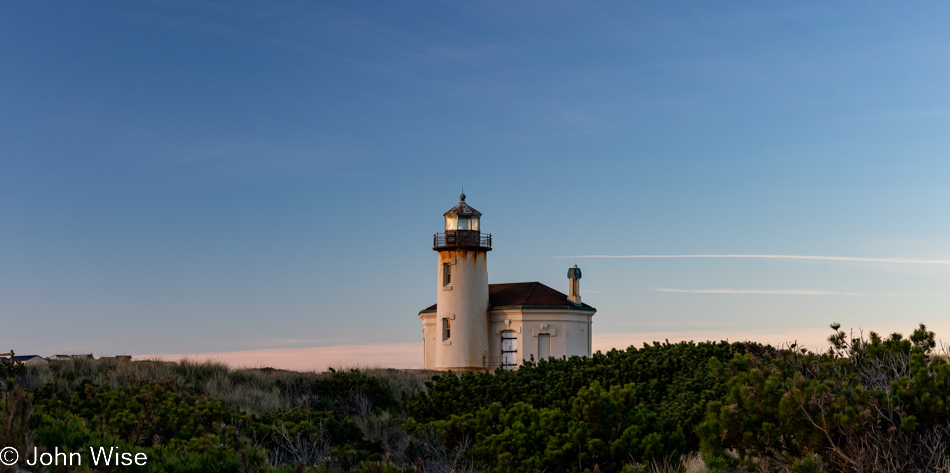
top-left (483, 355), bottom-right (516, 371)
top-left (433, 231), bottom-right (491, 249)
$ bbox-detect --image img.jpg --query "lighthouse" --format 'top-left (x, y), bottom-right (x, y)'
top-left (431, 193), bottom-right (491, 371)
top-left (419, 195), bottom-right (596, 371)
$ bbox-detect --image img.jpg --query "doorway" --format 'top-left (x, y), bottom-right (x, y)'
top-left (501, 331), bottom-right (517, 370)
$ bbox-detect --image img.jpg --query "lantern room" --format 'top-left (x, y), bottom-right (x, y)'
top-left (444, 194), bottom-right (481, 231)
top-left (433, 194), bottom-right (491, 251)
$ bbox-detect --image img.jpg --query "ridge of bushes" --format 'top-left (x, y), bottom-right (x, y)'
top-left (4, 324), bottom-right (950, 472)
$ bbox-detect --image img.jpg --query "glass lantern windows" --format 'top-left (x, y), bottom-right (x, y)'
top-left (444, 215), bottom-right (479, 231)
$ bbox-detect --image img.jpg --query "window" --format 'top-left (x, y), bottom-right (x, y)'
top-left (443, 263), bottom-right (451, 286)
top-left (442, 318), bottom-right (451, 341)
top-left (501, 332), bottom-right (517, 370)
top-left (538, 334), bottom-right (550, 359)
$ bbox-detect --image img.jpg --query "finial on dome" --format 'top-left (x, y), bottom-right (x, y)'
top-left (460, 193), bottom-right (466, 202)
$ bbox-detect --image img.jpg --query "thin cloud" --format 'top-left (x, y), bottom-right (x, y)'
top-left (817, 109), bottom-right (950, 126)
top-left (654, 288), bottom-right (871, 296)
top-left (548, 254), bottom-right (950, 265)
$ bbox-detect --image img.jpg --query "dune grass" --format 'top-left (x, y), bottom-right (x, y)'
top-left (15, 357), bottom-right (434, 416)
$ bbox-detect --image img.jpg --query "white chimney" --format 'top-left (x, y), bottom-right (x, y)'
top-left (567, 264), bottom-right (582, 305)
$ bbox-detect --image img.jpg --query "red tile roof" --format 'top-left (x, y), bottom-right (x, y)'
top-left (422, 281), bottom-right (595, 312)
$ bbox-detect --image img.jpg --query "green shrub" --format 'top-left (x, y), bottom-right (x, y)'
top-left (698, 324), bottom-right (950, 473)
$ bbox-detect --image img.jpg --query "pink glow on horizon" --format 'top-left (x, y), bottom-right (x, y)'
top-left (135, 329), bottom-right (841, 372)
top-left (136, 343), bottom-right (423, 372)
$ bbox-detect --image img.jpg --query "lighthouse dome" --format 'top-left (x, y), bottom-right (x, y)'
top-left (443, 194), bottom-right (482, 218)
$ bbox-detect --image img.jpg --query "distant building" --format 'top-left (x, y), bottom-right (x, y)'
top-left (49, 354), bottom-right (93, 361)
top-left (96, 355), bottom-right (133, 362)
top-left (0, 355), bottom-right (48, 365)
top-left (418, 195), bottom-right (596, 371)
top-left (13, 355), bottom-right (49, 365)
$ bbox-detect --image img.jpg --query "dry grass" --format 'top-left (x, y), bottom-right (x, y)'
top-left (0, 387), bottom-right (34, 473)
top-left (625, 452), bottom-right (719, 473)
top-left (15, 358), bottom-right (436, 416)
top-left (359, 367), bottom-right (434, 402)
top-left (681, 452), bottom-right (711, 473)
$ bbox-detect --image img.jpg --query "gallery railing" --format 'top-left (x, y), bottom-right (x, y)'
top-left (433, 231), bottom-right (491, 249)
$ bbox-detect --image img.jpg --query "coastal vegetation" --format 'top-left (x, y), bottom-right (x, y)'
top-left (2, 324), bottom-right (949, 472)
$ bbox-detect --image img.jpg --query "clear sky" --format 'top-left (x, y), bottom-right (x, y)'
top-left (3, 2), bottom-right (950, 368)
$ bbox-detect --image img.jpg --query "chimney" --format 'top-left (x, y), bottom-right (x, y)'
top-left (567, 264), bottom-right (582, 305)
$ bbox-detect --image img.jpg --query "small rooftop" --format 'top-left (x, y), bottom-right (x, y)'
top-left (421, 281), bottom-right (595, 313)
top-left (443, 193), bottom-right (482, 217)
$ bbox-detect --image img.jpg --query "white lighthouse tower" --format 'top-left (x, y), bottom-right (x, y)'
top-left (431, 194), bottom-right (491, 371)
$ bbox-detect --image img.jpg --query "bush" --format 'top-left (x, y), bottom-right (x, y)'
top-left (408, 341), bottom-right (769, 471)
top-left (698, 324), bottom-right (950, 473)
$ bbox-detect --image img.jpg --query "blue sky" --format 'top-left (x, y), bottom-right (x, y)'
top-left (3, 2), bottom-right (950, 365)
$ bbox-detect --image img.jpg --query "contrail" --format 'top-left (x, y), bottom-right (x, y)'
top-left (654, 288), bottom-right (875, 296)
top-left (546, 254), bottom-right (950, 265)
